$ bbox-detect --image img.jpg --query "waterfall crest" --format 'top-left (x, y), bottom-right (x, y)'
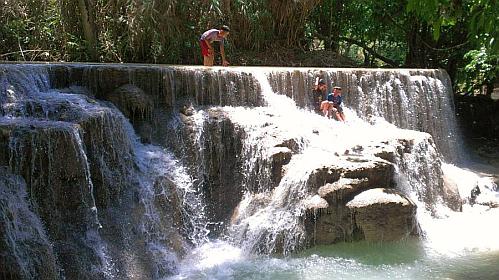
top-left (1, 63), bottom-right (494, 280)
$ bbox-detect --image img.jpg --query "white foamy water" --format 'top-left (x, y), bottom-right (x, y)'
top-left (416, 163), bottom-right (499, 256)
top-left (3, 64), bottom-right (499, 279)
top-left (167, 69), bottom-right (499, 280)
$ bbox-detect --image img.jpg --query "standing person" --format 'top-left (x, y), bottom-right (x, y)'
top-left (199, 25), bottom-right (230, 66)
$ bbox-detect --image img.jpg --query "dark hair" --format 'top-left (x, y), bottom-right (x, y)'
top-left (318, 79), bottom-right (326, 85)
top-left (221, 25), bottom-right (230, 32)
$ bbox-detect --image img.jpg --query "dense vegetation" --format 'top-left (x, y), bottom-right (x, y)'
top-left (0, 0), bottom-right (497, 95)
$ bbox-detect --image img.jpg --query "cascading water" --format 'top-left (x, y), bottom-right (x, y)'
top-left (0, 64), bottom-right (212, 279)
top-left (168, 68), bottom-right (499, 280)
top-left (1, 63), bottom-right (498, 280)
top-left (267, 68), bottom-right (464, 163)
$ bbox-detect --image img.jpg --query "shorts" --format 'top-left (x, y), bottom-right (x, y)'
top-left (200, 40), bottom-right (211, 57)
top-left (333, 104), bottom-right (343, 113)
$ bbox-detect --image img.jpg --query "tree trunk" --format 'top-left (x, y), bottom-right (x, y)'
top-left (316, 0), bottom-right (344, 52)
top-left (405, 20), bottom-right (420, 67)
top-left (405, 18), bottom-right (433, 68)
top-left (328, 0), bottom-right (344, 52)
top-left (78, 0), bottom-right (98, 61)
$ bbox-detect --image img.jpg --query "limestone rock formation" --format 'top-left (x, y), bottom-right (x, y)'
top-left (346, 188), bottom-right (417, 241)
top-left (270, 146), bottom-right (292, 187)
top-left (300, 136), bottom-right (445, 246)
top-left (0, 167), bottom-right (59, 280)
top-left (303, 157), bottom-right (402, 245)
top-left (106, 84), bottom-right (153, 120)
top-left (0, 64), bottom-right (473, 275)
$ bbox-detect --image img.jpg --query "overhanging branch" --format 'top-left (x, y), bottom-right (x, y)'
top-left (338, 36), bottom-right (401, 67)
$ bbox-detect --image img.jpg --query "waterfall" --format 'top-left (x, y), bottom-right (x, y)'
top-left (0, 64), bottom-right (213, 279)
top-left (224, 70), bottom-right (452, 254)
top-left (2, 63), bottom-right (497, 280)
top-left (0, 167), bottom-right (59, 279)
top-left (267, 68), bottom-right (463, 163)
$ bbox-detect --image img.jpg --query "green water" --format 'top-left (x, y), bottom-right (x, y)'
top-left (169, 238), bottom-right (499, 280)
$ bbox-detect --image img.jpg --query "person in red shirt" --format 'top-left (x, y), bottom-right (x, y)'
top-left (199, 25), bottom-right (230, 66)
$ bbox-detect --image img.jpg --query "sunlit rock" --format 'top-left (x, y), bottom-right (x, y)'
top-left (346, 188), bottom-right (417, 241)
top-left (230, 193), bottom-right (272, 225)
top-left (306, 157), bottom-right (395, 193)
top-left (442, 172), bottom-right (463, 211)
top-left (303, 195), bottom-right (329, 210)
top-left (304, 158), bottom-right (397, 245)
top-left (318, 177), bottom-right (370, 204)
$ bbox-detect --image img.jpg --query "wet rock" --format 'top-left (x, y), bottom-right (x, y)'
top-left (0, 120), bottom-right (105, 279)
top-left (351, 145), bottom-right (363, 153)
top-left (371, 144), bottom-right (397, 163)
top-left (153, 177), bottom-right (184, 231)
top-left (346, 188), bottom-right (417, 241)
top-left (306, 157), bottom-right (395, 193)
top-left (270, 147), bottom-right (292, 187)
top-left (304, 158), bottom-right (397, 245)
top-left (106, 84), bottom-right (153, 120)
top-left (397, 139), bottom-right (414, 153)
top-left (0, 167), bottom-right (59, 280)
top-left (304, 202), bottom-right (353, 244)
top-left (274, 138), bottom-right (301, 153)
top-left (152, 176), bottom-right (188, 255)
top-left (199, 109), bottom-right (245, 230)
top-left (59, 85), bottom-right (95, 98)
top-left (179, 104), bottom-right (195, 116)
top-left (303, 195), bottom-right (329, 210)
top-left (469, 186), bottom-right (481, 205)
top-left (318, 177), bottom-right (370, 204)
top-left (231, 193), bottom-right (272, 225)
top-left (0, 120), bottom-right (101, 232)
top-left (78, 109), bottom-right (136, 209)
top-left (441, 172), bottom-right (463, 211)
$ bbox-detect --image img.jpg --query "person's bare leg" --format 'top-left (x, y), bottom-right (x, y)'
top-left (338, 112), bottom-right (345, 121)
top-left (320, 101), bottom-right (329, 117)
top-left (330, 107), bottom-right (338, 120)
top-left (328, 102), bottom-right (337, 119)
top-left (334, 108), bottom-right (345, 121)
top-left (203, 54), bottom-right (214, 66)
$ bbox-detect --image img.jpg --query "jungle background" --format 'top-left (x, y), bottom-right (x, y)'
top-left (0, 0), bottom-right (498, 151)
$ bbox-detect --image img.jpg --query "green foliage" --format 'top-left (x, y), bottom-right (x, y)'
top-left (0, 0), bottom-right (63, 61)
top-left (0, 0), bottom-right (497, 95)
top-left (457, 47), bottom-right (498, 94)
top-left (406, 0), bottom-right (498, 94)
top-left (406, 0), bottom-right (498, 50)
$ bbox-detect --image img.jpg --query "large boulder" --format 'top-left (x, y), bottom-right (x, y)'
top-left (306, 156), bottom-right (396, 194)
top-left (346, 188), bottom-right (417, 241)
top-left (304, 156), bottom-right (417, 245)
